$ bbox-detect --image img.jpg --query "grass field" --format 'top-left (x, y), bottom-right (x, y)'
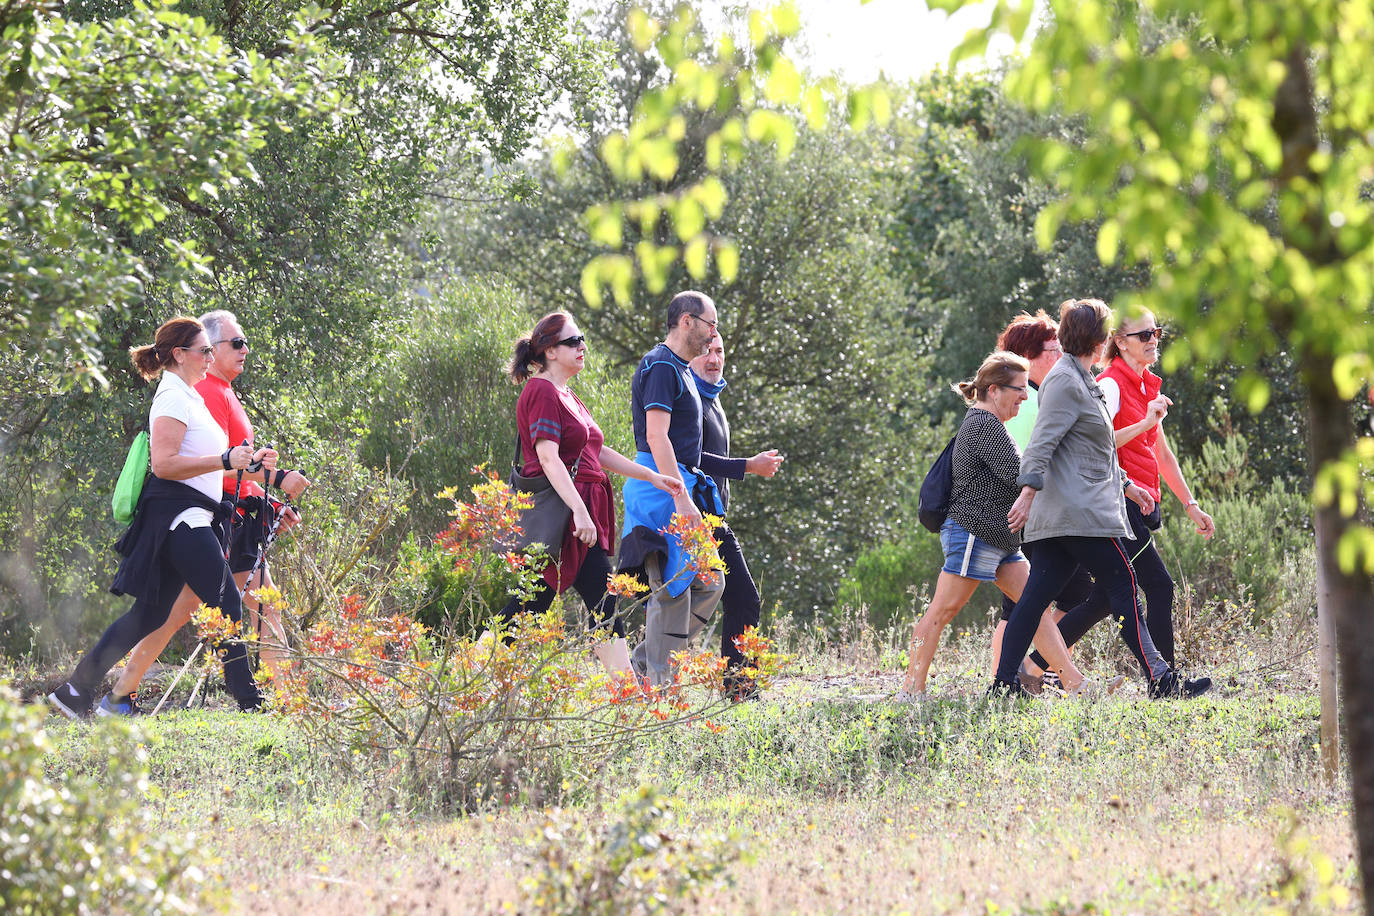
top-left (31, 613), bottom-right (1360, 915)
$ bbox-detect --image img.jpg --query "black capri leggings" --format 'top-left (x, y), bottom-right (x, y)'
top-left (996, 534), bottom-right (1169, 686)
top-left (1030, 500), bottom-right (1176, 668)
top-left (498, 544), bottom-right (624, 638)
top-left (70, 524), bottom-right (261, 707)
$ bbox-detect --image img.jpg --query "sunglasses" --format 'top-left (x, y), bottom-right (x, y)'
top-left (215, 337), bottom-right (249, 350)
top-left (177, 345), bottom-right (215, 358)
top-left (1122, 327), bottom-right (1164, 342)
top-left (556, 334), bottom-right (587, 348)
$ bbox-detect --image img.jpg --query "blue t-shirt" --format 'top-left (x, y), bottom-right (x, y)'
top-left (631, 343), bottom-right (705, 469)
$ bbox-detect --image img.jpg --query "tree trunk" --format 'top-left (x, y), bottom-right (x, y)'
top-left (1306, 367), bottom-right (1374, 904)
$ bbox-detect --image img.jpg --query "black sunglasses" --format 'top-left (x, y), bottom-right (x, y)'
top-left (1122, 327), bottom-right (1163, 342)
top-left (555, 334), bottom-right (587, 348)
top-left (215, 337), bottom-right (249, 350)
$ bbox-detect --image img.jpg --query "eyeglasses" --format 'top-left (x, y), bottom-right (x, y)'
top-left (1041, 345), bottom-right (1061, 353)
top-left (215, 337), bottom-right (249, 350)
top-left (177, 345), bottom-right (215, 358)
top-left (555, 334), bottom-right (587, 349)
top-left (999, 384), bottom-right (1027, 393)
top-left (1122, 327), bottom-right (1164, 342)
top-left (687, 313), bottom-right (718, 332)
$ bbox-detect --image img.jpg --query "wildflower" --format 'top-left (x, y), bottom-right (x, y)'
top-left (662, 512), bottom-right (726, 585)
top-left (606, 572), bottom-right (649, 597)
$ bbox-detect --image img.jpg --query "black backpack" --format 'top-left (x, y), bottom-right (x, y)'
top-left (918, 436), bottom-right (957, 533)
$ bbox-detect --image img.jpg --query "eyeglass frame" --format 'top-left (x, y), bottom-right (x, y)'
top-left (177, 345), bottom-right (215, 358)
top-left (554, 334), bottom-right (587, 349)
top-left (686, 313), bottom-right (718, 332)
top-left (215, 337), bottom-right (249, 350)
top-left (1121, 326), bottom-right (1164, 342)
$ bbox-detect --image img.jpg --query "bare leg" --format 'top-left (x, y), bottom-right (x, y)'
top-left (110, 583), bottom-right (202, 697)
top-left (902, 572), bottom-right (980, 694)
top-left (989, 619), bottom-right (1007, 676)
top-left (994, 561), bottom-right (1086, 691)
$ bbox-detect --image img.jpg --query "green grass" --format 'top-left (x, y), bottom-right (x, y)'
top-left (35, 665), bottom-right (1359, 914)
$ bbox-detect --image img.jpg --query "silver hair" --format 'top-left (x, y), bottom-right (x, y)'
top-left (199, 309), bottom-right (239, 343)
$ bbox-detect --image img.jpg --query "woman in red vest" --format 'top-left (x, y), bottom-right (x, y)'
top-left (1028, 308), bottom-right (1217, 693)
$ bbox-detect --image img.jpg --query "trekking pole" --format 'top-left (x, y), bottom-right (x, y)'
top-left (150, 641), bottom-right (204, 716)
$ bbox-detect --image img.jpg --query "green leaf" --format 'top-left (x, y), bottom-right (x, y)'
top-left (714, 240), bottom-right (739, 284)
top-left (684, 237), bottom-right (709, 279)
top-left (1096, 219), bottom-right (1120, 265)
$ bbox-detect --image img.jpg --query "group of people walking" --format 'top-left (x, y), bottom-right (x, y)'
top-left (900, 298), bottom-right (1215, 701)
top-left (501, 291), bottom-right (782, 693)
top-left (50, 290), bottom-right (1211, 718)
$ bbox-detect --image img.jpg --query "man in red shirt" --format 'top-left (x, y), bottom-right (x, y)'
top-left (101, 311), bottom-right (310, 714)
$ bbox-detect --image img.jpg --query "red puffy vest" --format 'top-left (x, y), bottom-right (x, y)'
top-left (1097, 357), bottom-right (1163, 501)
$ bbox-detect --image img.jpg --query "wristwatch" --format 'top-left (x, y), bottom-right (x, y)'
top-left (1185, 498), bottom-right (1199, 509)
top-left (221, 448), bottom-right (233, 471)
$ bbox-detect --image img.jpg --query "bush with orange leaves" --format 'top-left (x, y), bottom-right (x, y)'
top-left (268, 468), bottom-right (788, 812)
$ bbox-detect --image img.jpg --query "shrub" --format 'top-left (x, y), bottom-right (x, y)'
top-left (0, 685), bottom-right (214, 914)
top-left (271, 470), bottom-right (787, 813)
top-left (523, 784), bottom-right (745, 915)
top-left (1157, 424), bottom-right (1314, 617)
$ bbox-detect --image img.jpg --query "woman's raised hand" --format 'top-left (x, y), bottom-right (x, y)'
top-left (1007, 486), bottom-right (1036, 533)
top-left (650, 472), bottom-right (686, 497)
top-left (251, 446), bottom-right (278, 471)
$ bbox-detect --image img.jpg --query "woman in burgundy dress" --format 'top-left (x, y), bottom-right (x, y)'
top-left (502, 312), bottom-right (683, 674)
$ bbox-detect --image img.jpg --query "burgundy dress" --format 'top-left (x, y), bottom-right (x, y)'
top-left (516, 377), bottom-right (615, 591)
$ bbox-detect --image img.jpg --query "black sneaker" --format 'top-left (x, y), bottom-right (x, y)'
top-left (1149, 670), bottom-right (1212, 700)
top-left (724, 673), bottom-right (760, 704)
top-left (986, 678), bottom-right (1030, 700)
top-left (48, 682), bottom-right (91, 720)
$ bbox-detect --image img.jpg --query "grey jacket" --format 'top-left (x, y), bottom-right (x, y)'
top-left (1017, 355), bottom-right (1133, 542)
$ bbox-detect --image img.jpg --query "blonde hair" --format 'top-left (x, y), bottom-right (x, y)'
top-left (953, 350), bottom-right (1030, 403)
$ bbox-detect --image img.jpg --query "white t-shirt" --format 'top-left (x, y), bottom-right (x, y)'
top-left (149, 371), bottom-right (227, 529)
top-left (1098, 376), bottom-right (1122, 420)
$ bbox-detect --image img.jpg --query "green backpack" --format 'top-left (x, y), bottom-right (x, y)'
top-left (112, 429), bottom-right (150, 525)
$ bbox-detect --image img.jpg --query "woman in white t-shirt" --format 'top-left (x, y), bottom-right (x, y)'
top-left (49, 317), bottom-right (278, 718)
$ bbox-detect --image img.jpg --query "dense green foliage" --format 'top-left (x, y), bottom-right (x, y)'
top-left (0, 685), bottom-right (211, 913)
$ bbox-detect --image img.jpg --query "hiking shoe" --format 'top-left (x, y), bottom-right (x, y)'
top-left (986, 679), bottom-right (1030, 700)
top-left (1016, 661), bottom-right (1044, 696)
top-left (96, 693), bottom-right (143, 717)
top-left (1149, 670), bottom-right (1211, 700)
top-left (893, 687), bottom-right (929, 705)
top-left (48, 682), bottom-right (91, 720)
top-left (1041, 670), bottom-right (1062, 692)
top-left (1183, 675), bottom-right (1213, 697)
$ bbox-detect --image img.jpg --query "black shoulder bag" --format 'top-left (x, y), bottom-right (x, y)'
top-left (508, 432), bottom-right (579, 559)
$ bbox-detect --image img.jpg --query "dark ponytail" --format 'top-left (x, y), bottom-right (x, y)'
top-left (508, 311), bottom-right (572, 383)
top-left (130, 316), bottom-right (204, 381)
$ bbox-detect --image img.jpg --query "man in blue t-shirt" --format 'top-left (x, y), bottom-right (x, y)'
top-left (621, 290), bottom-right (734, 686)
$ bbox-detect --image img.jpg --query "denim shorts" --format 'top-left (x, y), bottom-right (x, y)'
top-left (940, 518), bottom-right (1026, 582)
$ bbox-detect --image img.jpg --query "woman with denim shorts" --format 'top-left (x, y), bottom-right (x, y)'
top-left (897, 352), bottom-right (1088, 700)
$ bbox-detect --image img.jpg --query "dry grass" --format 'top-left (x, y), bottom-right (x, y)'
top-left (37, 606), bottom-right (1357, 915)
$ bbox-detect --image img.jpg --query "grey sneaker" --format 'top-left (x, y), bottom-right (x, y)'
top-left (893, 687), bottom-right (929, 704)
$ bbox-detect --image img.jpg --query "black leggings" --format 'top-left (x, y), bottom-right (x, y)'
top-left (1029, 500), bottom-right (1175, 669)
top-left (998, 540), bottom-right (1093, 621)
top-left (716, 525), bottom-right (761, 669)
top-left (71, 524), bottom-right (260, 706)
top-left (498, 544), bottom-right (624, 638)
top-left (996, 535), bottom-right (1168, 685)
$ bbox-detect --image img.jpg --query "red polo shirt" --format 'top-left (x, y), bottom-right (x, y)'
top-left (197, 373), bottom-right (264, 498)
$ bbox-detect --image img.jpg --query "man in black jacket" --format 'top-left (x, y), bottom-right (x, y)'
top-left (688, 335), bottom-right (783, 699)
